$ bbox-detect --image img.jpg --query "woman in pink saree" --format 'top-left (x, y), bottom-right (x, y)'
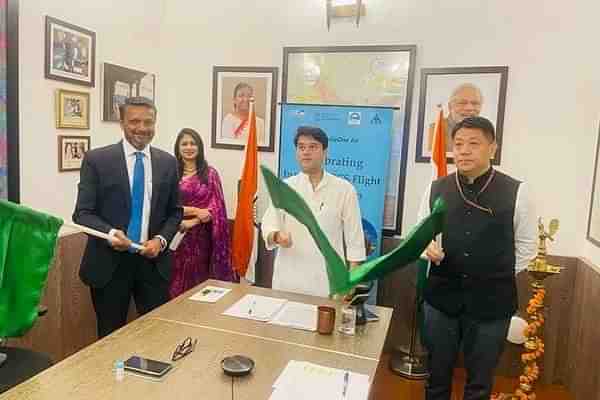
top-left (169, 128), bottom-right (237, 298)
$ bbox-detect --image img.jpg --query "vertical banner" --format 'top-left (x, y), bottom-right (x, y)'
top-left (279, 104), bottom-right (394, 259)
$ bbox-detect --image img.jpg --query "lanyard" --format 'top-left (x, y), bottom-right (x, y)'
top-left (455, 169), bottom-right (496, 216)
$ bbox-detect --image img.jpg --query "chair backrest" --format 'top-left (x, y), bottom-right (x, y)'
top-left (0, 200), bottom-right (62, 338)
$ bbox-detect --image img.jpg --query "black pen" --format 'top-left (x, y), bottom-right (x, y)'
top-left (342, 370), bottom-right (349, 399)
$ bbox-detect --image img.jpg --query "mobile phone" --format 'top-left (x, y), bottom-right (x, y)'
top-left (124, 356), bottom-right (173, 377)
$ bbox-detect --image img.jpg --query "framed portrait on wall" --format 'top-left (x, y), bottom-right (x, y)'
top-left (1, 0), bottom-right (18, 202)
top-left (415, 66), bottom-right (509, 164)
top-left (58, 135), bottom-right (90, 172)
top-left (282, 45), bottom-right (417, 235)
top-left (587, 124), bottom-right (600, 247)
top-left (211, 66), bottom-right (278, 152)
top-left (56, 89), bottom-right (90, 129)
top-left (44, 16), bottom-right (96, 87)
top-left (102, 62), bottom-right (156, 122)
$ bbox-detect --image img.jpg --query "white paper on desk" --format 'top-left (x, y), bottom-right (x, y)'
top-left (168, 231), bottom-right (186, 251)
top-left (270, 361), bottom-right (370, 400)
top-left (222, 294), bottom-right (287, 322)
top-left (268, 302), bottom-right (317, 331)
top-left (188, 286), bottom-right (231, 303)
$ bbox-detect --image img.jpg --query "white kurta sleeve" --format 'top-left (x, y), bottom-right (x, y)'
top-left (261, 201), bottom-right (281, 251)
top-left (418, 183), bottom-right (433, 222)
top-left (342, 185), bottom-right (366, 262)
top-left (418, 183), bottom-right (433, 259)
top-left (513, 183), bottom-right (537, 274)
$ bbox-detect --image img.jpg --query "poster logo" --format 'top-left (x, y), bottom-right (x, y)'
top-left (348, 112), bottom-right (361, 125)
top-left (370, 114), bottom-right (382, 125)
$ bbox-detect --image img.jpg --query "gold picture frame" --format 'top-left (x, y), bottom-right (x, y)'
top-left (56, 89), bottom-right (90, 129)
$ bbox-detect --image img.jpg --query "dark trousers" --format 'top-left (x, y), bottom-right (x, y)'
top-left (422, 302), bottom-right (510, 400)
top-left (90, 252), bottom-right (169, 338)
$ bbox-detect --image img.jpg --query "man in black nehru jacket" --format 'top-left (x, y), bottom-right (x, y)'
top-left (418, 116), bottom-right (537, 400)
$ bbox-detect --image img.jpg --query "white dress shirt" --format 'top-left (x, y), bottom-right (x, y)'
top-left (262, 171), bottom-right (366, 297)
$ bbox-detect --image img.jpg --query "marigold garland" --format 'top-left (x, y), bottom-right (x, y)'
top-left (512, 287), bottom-right (546, 400)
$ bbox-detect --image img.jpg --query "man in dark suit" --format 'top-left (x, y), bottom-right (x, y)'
top-left (73, 97), bottom-right (182, 338)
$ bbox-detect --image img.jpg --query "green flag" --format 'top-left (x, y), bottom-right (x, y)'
top-left (261, 166), bottom-right (446, 295)
top-left (0, 200), bottom-right (63, 337)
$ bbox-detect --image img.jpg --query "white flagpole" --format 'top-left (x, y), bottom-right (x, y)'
top-left (63, 223), bottom-right (145, 251)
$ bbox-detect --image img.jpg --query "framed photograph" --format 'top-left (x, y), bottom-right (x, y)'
top-left (415, 66), bottom-right (509, 164)
top-left (211, 66), bottom-right (278, 152)
top-left (282, 45), bottom-right (417, 235)
top-left (56, 89), bottom-right (90, 129)
top-left (587, 125), bottom-right (600, 247)
top-left (45, 16), bottom-right (96, 87)
top-left (1, 0), bottom-right (19, 201)
top-left (58, 135), bottom-right (90, 172)
top-left (102, 62), bottom-right (156, 122)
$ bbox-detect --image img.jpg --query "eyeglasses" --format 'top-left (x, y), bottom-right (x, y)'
top-left (171, 337), bottom-right (197, 361)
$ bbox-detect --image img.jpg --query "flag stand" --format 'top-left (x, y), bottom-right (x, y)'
top-left (389, 292), bottom-right (429, 379)
top-left (390, 104), bottom-right (445, 379)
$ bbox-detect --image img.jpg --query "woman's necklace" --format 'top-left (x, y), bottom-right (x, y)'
top-left (183, 166), bottom-right (197, 176)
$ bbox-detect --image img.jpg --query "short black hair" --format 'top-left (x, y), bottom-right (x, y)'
top-left (294, 126), bottom-right (328, 150)
top-left (119, 96), bottom-right (157, 121)
top-left (451, 116), bottom-right (495, 142)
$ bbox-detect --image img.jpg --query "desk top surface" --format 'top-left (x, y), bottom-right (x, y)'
top-left (1, 281), bottom-right (392, 400)
top-left (149, 280), bottom-right (393, 361)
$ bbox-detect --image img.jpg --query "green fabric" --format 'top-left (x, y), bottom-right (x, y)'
top-left (0, 200), bottom-right (63, 337)
top-left (261, 166), bottom-right (446, 295)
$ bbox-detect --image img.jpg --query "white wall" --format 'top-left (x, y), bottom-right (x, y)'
top-left (159, 0), bottom-right (600, 257)
top-left (19, 0), bottom-right (165, 234)
top-left (18, 0), bottom-right (600, 259)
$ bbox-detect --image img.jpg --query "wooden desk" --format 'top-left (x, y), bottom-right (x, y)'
top-left (150, 280), bottom-right (393, 361)
top-left (1, 282), bottom-right (392, 400)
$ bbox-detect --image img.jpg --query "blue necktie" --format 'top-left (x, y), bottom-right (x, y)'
top-left (127, 151), bottom-right (145, 244)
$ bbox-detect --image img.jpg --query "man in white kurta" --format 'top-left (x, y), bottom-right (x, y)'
top-left (262, 126), bottom-right (366, 297)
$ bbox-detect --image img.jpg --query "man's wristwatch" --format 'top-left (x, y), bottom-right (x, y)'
top-left (155, 235), bottom-right (167, 252)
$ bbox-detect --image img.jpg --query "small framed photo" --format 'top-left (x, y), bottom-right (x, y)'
top-left (58, 135), bottom-right (90, 172)
top-left (45, 16), bottom-right (96, 87)
top-left (211, 66), bottom-right (278, 152)
top-left (56, 89), bottom-right (90, 129)
top-left (102, 62), bottom-right (156, 122)
top-left (415, 66), bottom-right (508, 164)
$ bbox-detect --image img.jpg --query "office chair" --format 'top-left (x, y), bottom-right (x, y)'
top-left (0, 306), bottom-right (54, 392)
top-left (0, 200), bottom-right (62, 393)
